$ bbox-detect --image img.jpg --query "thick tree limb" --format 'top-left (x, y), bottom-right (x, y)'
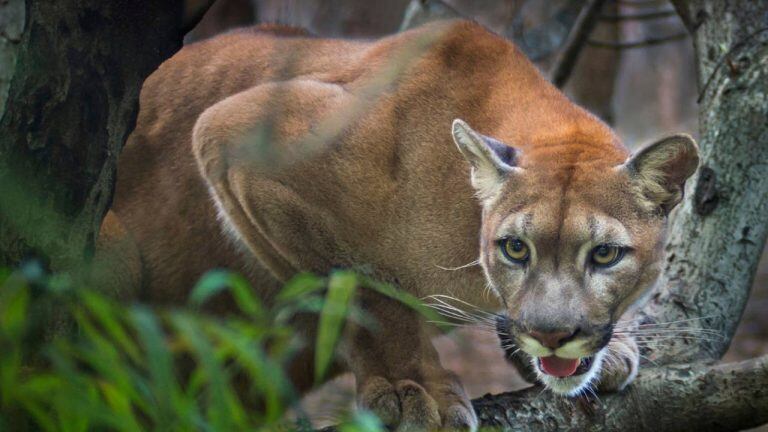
top-left (473, 355), bottom-right (768, 431)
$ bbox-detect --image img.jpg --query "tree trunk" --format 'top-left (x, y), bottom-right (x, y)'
top-left (638, 0), bottom-right (768, 365)
top-left (0, 1), bottom-right (197, 272)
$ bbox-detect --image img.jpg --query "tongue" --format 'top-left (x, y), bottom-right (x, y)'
top-left (540, 356), bottom-right (580, 377)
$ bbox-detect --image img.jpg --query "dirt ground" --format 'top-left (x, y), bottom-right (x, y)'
top-left (302, 244), bottom-right (768, 427)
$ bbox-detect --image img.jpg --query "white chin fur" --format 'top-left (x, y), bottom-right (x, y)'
top-left (532, 348), bottom-right (607, 397)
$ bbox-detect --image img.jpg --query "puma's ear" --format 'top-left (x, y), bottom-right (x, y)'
top-left (623, 134), bottom-right (699, 214)
top-left (452, 118), bottom-right (518, 200)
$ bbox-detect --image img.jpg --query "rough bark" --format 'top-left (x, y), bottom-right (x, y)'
top-left (636, 0), bottom-right (768, 366)
top-left (0, 1), bottom-right (199, 271)
top-left (473, 355), bottom-right (768, 431)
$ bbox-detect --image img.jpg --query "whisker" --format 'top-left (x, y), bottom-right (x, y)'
top-left (425, 294), bottom-right (498, 318)
top-left (638, 353), bottom-right (659, 367)
top-left (587, 385), bottom-right (600, 403)
top-left (629, 331), bottom-right (724, 339)
top-left (617, 331), bottom-right (725, 340)
top-left (622, 327), bottom-right (723, 333)
top-left (614, 315), bottom-right (719, 329)
top-left (631, 336), bottom-right (723, 344)
top-left (435, 259), bottom-right (480, 271)
top-left (425, 305), bottom-right (495, 327)
top-left (425, 301), bottom-right (483, 320)
top-left (424, 297), bottom-right (498, 326)
top-left (426, 320), bottom-right (496, 332)
top-left (614, 329), bottom-right (725, 339)
top-left (482, 281), bottom-right (495, 304)
top-left (425, 307), bottom-right (479, 323)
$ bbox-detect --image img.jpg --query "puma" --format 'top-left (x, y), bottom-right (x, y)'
top-left (101, 20), bottom-right (699, 430)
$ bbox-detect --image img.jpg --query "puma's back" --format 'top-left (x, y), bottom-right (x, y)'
top-left (112, 26), bottom-right (369, 303)
top-left (113, 20), bottom-right (621, 303)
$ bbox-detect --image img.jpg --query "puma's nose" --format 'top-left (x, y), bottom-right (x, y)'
top-left (529, 329), bottom-right (579, 349)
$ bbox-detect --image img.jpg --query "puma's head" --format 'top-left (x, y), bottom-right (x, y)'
top-left (451, 118), bottom-right (699, 395)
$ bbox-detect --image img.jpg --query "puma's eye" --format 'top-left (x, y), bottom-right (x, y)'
top-left (590, 244), bottom-right (624, 267)
top-left (501, 238), bottom-right (530, 264)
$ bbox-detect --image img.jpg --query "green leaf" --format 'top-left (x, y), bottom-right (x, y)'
top-left (189, 270), bottom-right (265, 319)
top-left (314, 270), bottom-right (357, 383)
top-left (338, 410), bottom-right (385, 432)
top-left (189, 270), bottom-right (231, 306)
top-left (207, 323), bottom-right (296, 423)
top-left (275, 273), bottom-right (325, 305)
top-left (98, 381), bottom-right (143, 432)
top-left (129, 307), bottom-right (180, 428)
top-left (170, 312), bottom-right (246, 430)
top-left (0, 277), bottom-right (30, 339)
top-left (80, 291), bottom-right (141, 362)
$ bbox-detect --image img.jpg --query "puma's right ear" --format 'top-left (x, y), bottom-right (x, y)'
top-left (622, 134), bottom-right (700, 214)
top-left (452, 118), bottom-right (519, 200)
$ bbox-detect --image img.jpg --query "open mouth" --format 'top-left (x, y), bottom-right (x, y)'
top-left (537, 355), bottom-right (594, 378)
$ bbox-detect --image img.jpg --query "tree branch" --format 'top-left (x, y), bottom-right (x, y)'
top-left (549, 0), bottom-right (609, 88)
top-left (473, 355), bottom-right (768, 431)
top-left (614, 0), bottom-right (668, 6)
top-left (598, 10), bottom-right (676, 22)
top-left (587, 32), bottom-right (687, 49)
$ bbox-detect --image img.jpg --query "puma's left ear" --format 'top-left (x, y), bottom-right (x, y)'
top-left (452, 118), bottom-right (519, 200)
top-left (623, 134), bottom-right (699, 214)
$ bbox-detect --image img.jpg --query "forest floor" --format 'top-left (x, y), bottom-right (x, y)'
top-left (302, 245), bottom-right (768, 428)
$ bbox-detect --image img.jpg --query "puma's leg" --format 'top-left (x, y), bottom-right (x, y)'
top-left (595, 333), bottom-right (639, 392)
top-left (91, 210), bottom-right (143, 300)
top-left (350, 291), bottom-right (478, 431)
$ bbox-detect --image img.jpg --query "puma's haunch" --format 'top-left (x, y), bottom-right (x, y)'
top-left (101, 20), bottom-right (699, 430)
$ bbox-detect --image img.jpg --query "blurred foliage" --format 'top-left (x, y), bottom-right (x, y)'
top-left (0, 263), bottom-right (438, 431)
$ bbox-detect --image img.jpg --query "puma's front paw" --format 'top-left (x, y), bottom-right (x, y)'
top-left (357, 374), bottom-right (477, 431)
top-left (596, 333), bottom-right (639, 392)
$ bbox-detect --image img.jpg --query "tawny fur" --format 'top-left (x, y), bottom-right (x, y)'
top-left (100, 21), bottom-right (698, 430)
